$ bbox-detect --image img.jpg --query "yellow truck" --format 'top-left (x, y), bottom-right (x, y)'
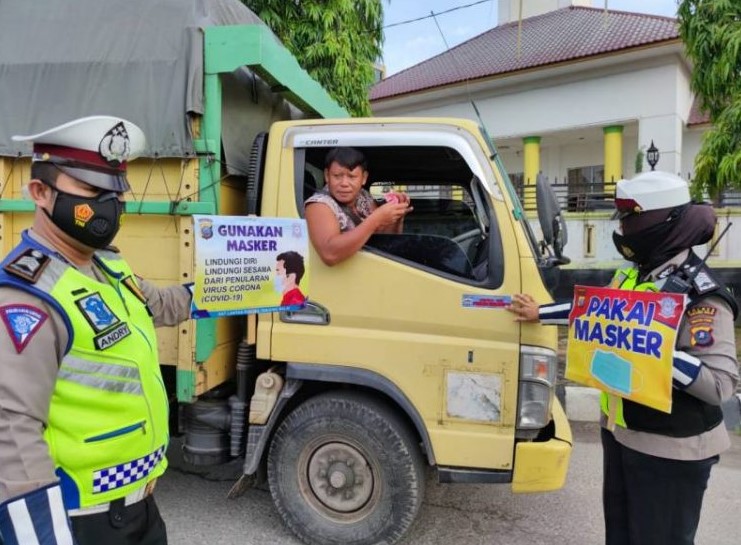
top-left (0, 7), bottom-right (572, 545)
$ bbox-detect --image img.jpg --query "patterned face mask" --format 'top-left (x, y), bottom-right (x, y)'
top-left (44, 182), bottom-right (123, 249)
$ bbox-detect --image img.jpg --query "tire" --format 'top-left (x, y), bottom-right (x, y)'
top-left (267, 391), bottom-right (425, 545)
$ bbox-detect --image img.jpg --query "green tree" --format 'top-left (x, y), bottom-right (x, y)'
top-left (243, 0), bottom-right (384, 117)
top-left (678, 0), bottom-right (741, 198)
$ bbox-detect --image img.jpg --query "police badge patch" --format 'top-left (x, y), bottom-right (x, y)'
top-left (687, 306), bottom-right (717, 348)
top-left (687, 306), bottom-right (716, 324)
top-left (98, 122), bottom-right (130, 167)
top-left (76, 293), bottom-right (120, 333)
top-left (75, 293), bottom-right (132, 350)
top-left (690, 326), bottom-right (714, 347)
top-left (0, 304), bottom-right (48, 353)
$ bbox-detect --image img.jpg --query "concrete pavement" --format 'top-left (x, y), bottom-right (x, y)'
top-left (158, 422), bottom-right (741, 545)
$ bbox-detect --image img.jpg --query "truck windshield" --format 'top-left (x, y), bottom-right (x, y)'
top-left (478, 126), bottom-right (543, 262)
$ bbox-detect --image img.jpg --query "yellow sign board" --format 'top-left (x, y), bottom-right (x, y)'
top-left (191, 215), bottom-right (309, 318)
top-left (565, 286), bottom-right (686, 413)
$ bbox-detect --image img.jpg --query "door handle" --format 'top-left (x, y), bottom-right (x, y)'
top-left (279, 300), bottom-right (331, 325)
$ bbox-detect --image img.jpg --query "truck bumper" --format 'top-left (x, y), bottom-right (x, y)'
top-left (511, 398), bottom-right (572, 493)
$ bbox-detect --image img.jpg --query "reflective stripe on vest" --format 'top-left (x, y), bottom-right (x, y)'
top-left (599, 267), bottom-right (659, 427)
top-left (30, 250), bottom-right (169, 509)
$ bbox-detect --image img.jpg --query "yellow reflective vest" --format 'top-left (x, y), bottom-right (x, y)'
top-left (7, 242), bottom-right (168, 509)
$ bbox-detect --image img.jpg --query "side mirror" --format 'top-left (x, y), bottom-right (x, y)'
top-left (536, 174), bottom-right (569, 264)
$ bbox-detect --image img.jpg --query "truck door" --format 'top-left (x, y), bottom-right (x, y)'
top-left (268, 123), bottom-right (522, 471)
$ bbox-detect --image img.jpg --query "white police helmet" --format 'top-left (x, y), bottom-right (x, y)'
top-left (613, 171), bottom-right (691, 219)
top-left (12, 116), bottom-right (146, 192)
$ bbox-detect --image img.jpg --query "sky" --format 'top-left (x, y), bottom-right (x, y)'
top-left (382, 0), bottom-right (680, 76)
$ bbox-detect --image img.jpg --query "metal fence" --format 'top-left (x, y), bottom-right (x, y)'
top-left (512, 178), bottom-right (741, 212)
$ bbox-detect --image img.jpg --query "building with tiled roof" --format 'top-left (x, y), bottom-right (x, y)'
top-left (372, 0), bottom-right (707, 203)
top-left (371, 0), bottom-right (731, 277)
top-left (372, 4), bottom-right (679, 102)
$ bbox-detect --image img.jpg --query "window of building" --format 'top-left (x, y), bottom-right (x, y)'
top-left (567, 165), bottom-right (604, 191)
top-left (566, 165), bottom-right (605, 211)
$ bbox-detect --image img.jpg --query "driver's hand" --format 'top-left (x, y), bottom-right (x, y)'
top-left (373, 201), bottom-right (412, 228)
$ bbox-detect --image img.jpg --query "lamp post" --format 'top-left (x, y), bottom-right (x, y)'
top-left (646, 140), bottom-right (659, 171)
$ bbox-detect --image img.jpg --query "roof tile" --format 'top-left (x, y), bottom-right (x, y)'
top-left (371, 6), bottom-right (679, 101)
top-left (687, 96), bottom-right (711, 126)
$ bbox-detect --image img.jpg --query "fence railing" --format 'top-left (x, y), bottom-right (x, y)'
top-left (512, 179), bottom-right (741, 212)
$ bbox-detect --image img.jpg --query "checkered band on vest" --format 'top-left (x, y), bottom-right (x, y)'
top-left (92, 447), bottom-right (164, 493)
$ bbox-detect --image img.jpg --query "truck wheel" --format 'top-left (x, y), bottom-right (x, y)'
top-left (267, 391), bottom-right (425, 545)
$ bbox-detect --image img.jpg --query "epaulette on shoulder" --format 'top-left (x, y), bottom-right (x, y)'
top-left (2, 248), bottom-right (50, 284)
top-left (690, 266), bottom-right (719, 296)
top-left (687, 262), bottom-right (739, 319)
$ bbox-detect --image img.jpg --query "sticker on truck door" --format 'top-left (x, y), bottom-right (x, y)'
top-left (461, 295), bottom-right (511, 309)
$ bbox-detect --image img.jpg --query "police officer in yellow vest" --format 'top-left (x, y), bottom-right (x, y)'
top-left (508, 171), bottom-right (738, 545)
top-left (0, 117), bottom-right (192, 545)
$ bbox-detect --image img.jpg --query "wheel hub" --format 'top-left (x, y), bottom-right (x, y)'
top-left (307, 442), bottom-right (374, 512)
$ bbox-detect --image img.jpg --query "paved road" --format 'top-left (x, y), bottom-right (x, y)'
top-left (157, 423), bottom-right (741, 544)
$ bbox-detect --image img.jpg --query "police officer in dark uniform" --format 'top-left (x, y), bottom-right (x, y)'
top-left (508, 171), bottom-right (738, 545)
top-left (0, 116), bottom-right (192, 545)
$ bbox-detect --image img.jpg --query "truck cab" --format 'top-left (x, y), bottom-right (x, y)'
top-left (228, 117), bottom-right (572, 545)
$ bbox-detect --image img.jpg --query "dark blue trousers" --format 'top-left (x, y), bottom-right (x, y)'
top-left (602, 428), bottom-right (718, 545)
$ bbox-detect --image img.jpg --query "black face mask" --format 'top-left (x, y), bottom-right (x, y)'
top-left (44, 186), bottom-right (123, 249)
top-left (612, 225), bottom-right (669, 265)
top-left (612, 207), bottom-right (684, 269)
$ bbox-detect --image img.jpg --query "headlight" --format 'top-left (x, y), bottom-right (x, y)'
top-left (517, 346), bottom-right (557, 430)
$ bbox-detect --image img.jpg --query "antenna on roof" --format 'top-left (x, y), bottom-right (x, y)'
top-left (430, 11), bottom-right (495, 158)
top-left (517, 0), bottom-right (523, 59)
top-left (603, 0), bottom-right (610, 27)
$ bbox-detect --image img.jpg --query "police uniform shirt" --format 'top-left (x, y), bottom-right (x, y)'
top-left (606, 250), bottom-right (739, 461)
top-left (0, 230), bottom-right (192, 503)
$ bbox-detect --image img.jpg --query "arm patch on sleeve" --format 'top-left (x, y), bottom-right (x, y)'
top-left (690, 326), bottom-right (714, 347)
top-left (0, 304), bottom-right (48, 354)
top-left (686, 305), bottom-right (717, 324)
top-left (686, 305), bottom-right (718, 348)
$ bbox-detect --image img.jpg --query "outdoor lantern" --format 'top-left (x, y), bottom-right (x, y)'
top-left (646, 140), bottom-right (659, 171)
